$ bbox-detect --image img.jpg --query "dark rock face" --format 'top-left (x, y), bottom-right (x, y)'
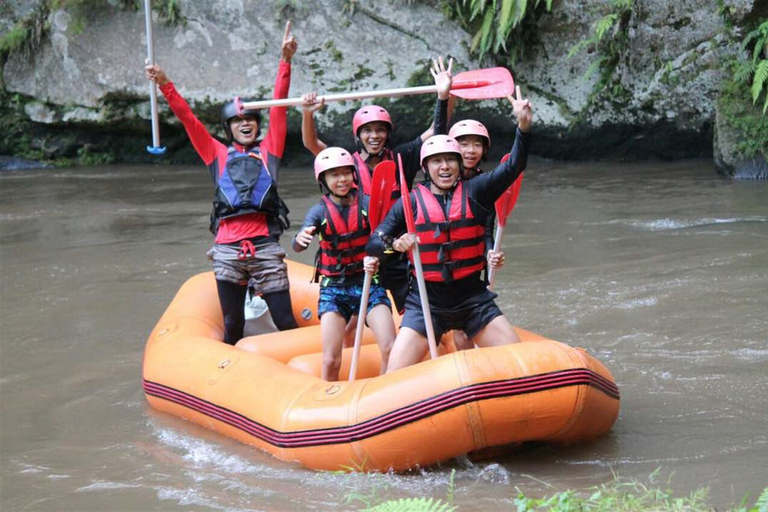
top-left (1, 0), bottom-right (764, 176)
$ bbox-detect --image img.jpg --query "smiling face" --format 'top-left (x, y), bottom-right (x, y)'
top-left (323, 166), bottom-right (355, 199)
top-left (229, 114), bottom-right (260, 146)
top-left (357, 121), bottom-right (390, 155)
top-left (425, 153), bottom-right (460, 193)
top-left (456, 134), bottom-right (487, 174)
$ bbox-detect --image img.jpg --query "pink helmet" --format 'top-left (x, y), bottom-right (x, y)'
top-left (314, 147), bottom-right (355, 182)
top-left (352, 105), bottom-right (393, 136)
top-left (420, 135), bottom-right (462, 168)
top-left (449, 119), bottom-right (491, 148)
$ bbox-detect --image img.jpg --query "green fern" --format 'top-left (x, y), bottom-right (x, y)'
top-left (756, 486), bottom-right (768, 512)
top-left (365, 497), bottom-right (457, 512)
top-left (451, 0), bottom-right (554, 66)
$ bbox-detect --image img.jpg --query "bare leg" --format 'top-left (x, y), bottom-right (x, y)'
top-left (320, 312), bottom-right (347, 381)
top-left (471, 315), bottom-right (520, 348)
top-left (343, 315), bottom-right (357, 348)
top-left (386, 327), bottom-right (429, 373)
top-left (365, 304), bottom-right (396, 375)
top-left (452, 329), bottom-right (474, 350)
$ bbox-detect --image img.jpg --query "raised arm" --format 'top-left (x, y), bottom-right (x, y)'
top-left (261, 21), bottom-right (297, 182)
top-left (419, 56), bottom-right (453, 141)
top-left (470, 86), bottom-right (534, 206)
top-left (145, 63), bottom-right (219, 165)
top-left (301, 92), bottom-right (328, 156)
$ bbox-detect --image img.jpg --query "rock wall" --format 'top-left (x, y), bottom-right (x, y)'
top-left (2, 0), bottom-right (766, 177)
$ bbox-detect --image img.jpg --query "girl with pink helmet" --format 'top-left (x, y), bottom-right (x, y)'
top-left (366, 87), bottom-right (534, 372)
top-left (292, 147), bottom-right (396, 381)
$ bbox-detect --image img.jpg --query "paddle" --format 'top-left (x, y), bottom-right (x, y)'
top-left (144, 0), bottom-right (166, 155)
top-left (235, 67), bottom-right (514, 112)
top-left (398, 154), bottom-right (439, 360)
top-left (349, 161), bottom-right (398, 381)
top-left (487, 153), bottom-right (524, 289)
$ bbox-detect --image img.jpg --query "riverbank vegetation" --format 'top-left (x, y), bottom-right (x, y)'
top-left (345, 470), bottom-right (768, 511)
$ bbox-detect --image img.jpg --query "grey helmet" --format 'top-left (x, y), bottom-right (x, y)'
top-left (221, 99), bottom-right (262, 141)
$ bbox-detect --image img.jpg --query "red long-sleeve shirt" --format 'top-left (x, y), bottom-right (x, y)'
top-left (159, 59), bottom-right (291, 244)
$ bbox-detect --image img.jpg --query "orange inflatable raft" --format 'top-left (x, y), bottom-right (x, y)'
top-left (142, 260), bottom-right (620, 471)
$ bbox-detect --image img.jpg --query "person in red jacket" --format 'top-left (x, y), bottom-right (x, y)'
top-left (144, 21), bottom-right (299, 345)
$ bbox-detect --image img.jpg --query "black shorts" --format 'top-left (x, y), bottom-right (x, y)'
top-left (400, 288), bottom-right (503, 341)
top-left (378, 256), bottom-right (410, 314)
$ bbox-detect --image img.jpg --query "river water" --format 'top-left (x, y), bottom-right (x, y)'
top-left (1, 159), bottom-right (766, 511)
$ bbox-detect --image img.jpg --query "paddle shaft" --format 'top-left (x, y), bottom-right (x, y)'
top-left (411, 243), bottom-right (440, 359)
top-left (349, 271), bottom-right (372, 381)
top-left (144, 0), bottom-right (162, 151)
top-left (487, 225), bottom-right (504, 290)
top-left (240, 81), bottom-right (485, 111)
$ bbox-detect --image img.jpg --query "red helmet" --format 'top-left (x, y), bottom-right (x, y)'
top-left (449, 119), bottom-right (490, 148)
top-left (352, 105), bottom-right (393, 136)
top-left (420, 135), bottom-right (462, 168)
top-left (314, 147), bottom-right (355, 183)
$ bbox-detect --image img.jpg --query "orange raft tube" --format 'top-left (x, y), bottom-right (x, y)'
top-left (143, 260), bottom-right (620, 472)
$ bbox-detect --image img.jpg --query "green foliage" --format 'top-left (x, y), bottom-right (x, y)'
top-left (567, 0), bottom-right (634, 103)
top-left (0, 3), bottom-right (49, 61)
top-left (513, 470), bottom-right (767, 512)
top-left (364, 497), bottom-right (456, 512)
top-left (734, 20), bottom-right (768, 114)
top-left (445, 0), bottom-right (554, 66)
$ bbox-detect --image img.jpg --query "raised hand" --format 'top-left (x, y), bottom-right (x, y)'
top-left (144, 60), bottom-right (169, 86)
top-left (508, 85), bottom-right (533, 132)
top-left (281, 21), bottom-right (298, 62)
top-left (431, 56), bottom-right (454, 101)
top-left (301, 92), bottom-right (325, 114)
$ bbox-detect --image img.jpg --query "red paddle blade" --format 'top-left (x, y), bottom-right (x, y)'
top-left (450, 67), bottom-right (514, 100)
top-left (397, 154), bottom-right (416, 234)
top-left (369, 161), bottom-right (397, 230)
top-left (495, 172), bottom-right (524, 228)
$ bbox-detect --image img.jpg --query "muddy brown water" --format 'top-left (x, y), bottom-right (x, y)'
top-left (1, 160), bottom-right (766, 511)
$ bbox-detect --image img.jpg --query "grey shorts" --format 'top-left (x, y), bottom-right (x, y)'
top-left (207, 240), bottom-right (290, 295)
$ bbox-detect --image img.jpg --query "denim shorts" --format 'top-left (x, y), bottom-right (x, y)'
top-left (318, 282), bottom-right (392, 322)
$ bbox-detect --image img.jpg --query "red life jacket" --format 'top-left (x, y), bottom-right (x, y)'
top-left (352, 150), bottom-right (397, 197)
top-left (411, 182), bottom-right (486, 282)
top-left (315, 193), bottom-right (370, 279)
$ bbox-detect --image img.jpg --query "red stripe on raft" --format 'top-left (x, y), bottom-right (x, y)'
top-left (144, 368), bottom-right (619, 448)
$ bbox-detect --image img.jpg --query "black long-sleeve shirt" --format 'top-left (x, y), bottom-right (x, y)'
top-left (365, 128), bottom-right (530, 309)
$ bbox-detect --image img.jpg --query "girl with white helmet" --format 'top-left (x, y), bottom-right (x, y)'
top-left (366, 87), bottom-right (533, 372)
top-left (292, 147), bottom-right (396, 381)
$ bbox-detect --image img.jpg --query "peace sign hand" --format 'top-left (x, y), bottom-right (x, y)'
top-left (281, 21), bottom-right (298, 62)
top-left (508, 85), bottom-right (533, 133)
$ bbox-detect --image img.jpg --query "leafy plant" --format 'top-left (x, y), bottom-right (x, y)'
top-left (0, 3), bottom-right (49, 61)
top-left (446, 0), bottom-right (554, 66)
top-left (734, 20), bottom-right (768, 114)
top-left (567, 0), bottom-right (634, 100)
top-left (364, 497), bottom-right (456, 512)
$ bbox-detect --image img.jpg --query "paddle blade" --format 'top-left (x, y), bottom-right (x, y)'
top-left (495, 172), bottom-right (524, 228)
top-left (397, 154), bottom-right (416, 235)
top-left (369, 161), bottom-right (397, 230)
top-left (450, 67), bottom-right (514, 100)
